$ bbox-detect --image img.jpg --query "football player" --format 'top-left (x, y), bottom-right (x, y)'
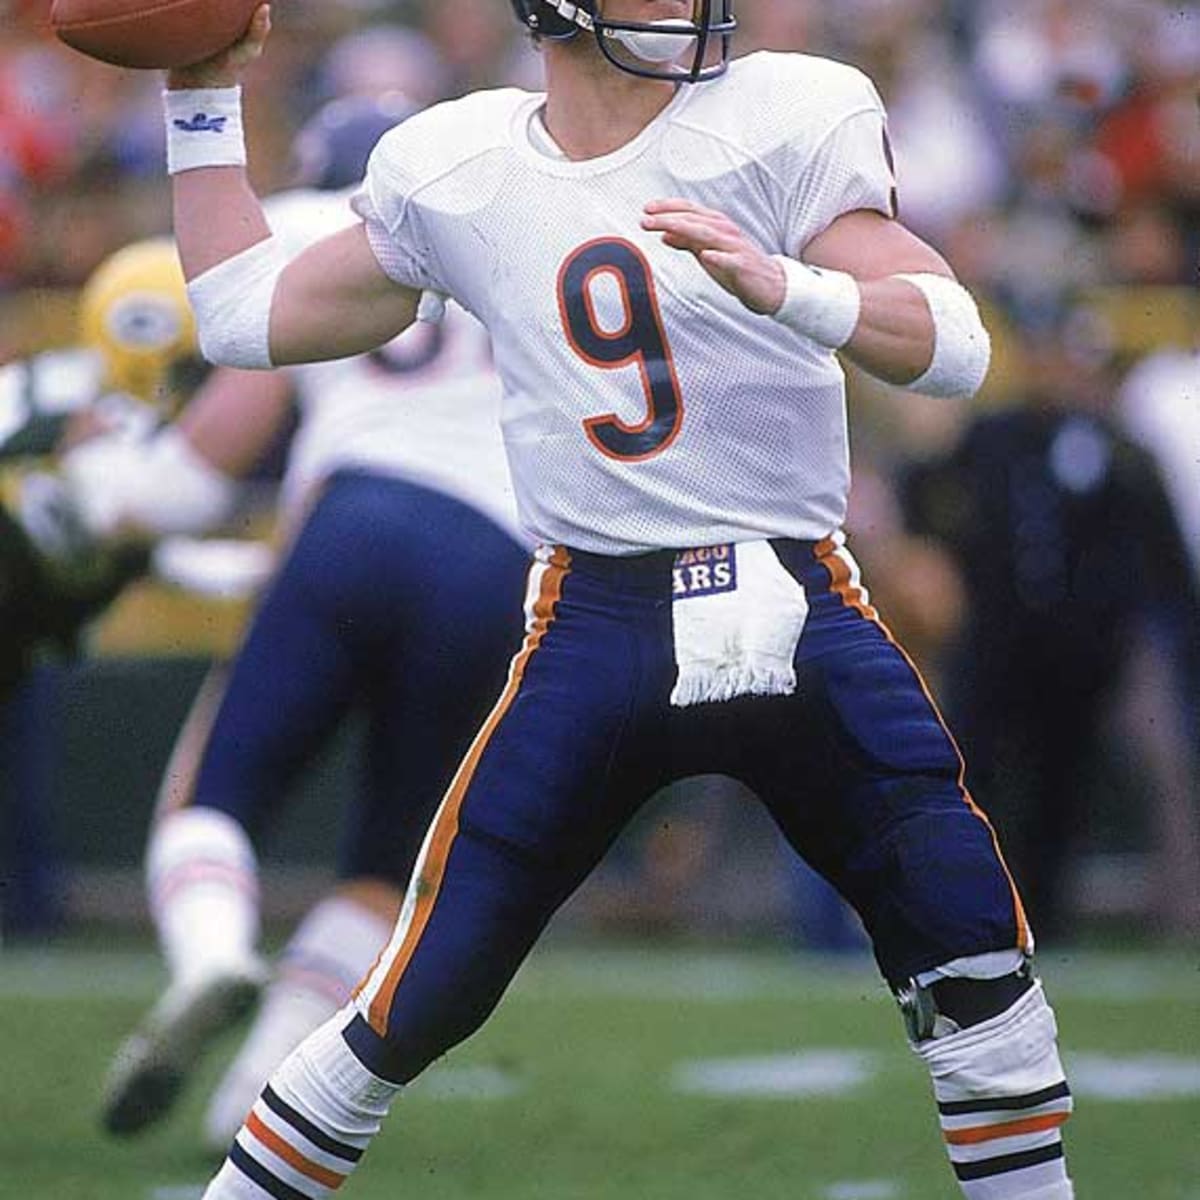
top-left (164, 2), bottom-right (1076, 1196)
top-left (0, 237), bottom-right (207, 704)
top-left (86, 93), bottom-right (529, 1149)
top-left (0, 239), bottom-right (203, 936)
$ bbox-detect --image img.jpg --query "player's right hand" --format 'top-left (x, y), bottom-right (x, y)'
top-left (642, 198), bottom-right (787, 316)
top-left (165, 3), bottom-right (271, 90)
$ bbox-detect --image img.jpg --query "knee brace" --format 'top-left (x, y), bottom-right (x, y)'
top-left (906, 976), bottom-right (1074, 1195)
top-left (897, 957), bottom-right (1036, 1043)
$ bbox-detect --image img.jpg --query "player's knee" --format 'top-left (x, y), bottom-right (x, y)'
top-left (904, 972), bottom-right (1074, 1190)
top-left (882, 806), bottom-right (1021, 955)
top-left (898, 962), bottom-right (1036, 1042)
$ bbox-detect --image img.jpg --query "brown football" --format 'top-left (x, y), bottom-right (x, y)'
top-left (50, 0), bottom-right (261, 70)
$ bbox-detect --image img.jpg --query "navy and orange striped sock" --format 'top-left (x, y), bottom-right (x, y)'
top-left (203, 1009), bottom-right (400, 1200)
top-left (915, 982), bottom-right (1074, 1198)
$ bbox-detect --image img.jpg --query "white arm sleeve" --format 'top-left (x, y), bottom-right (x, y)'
top-left (186, 237), bottom-right (286, 370)
top-left (893, 273), bottom-right (992, 400)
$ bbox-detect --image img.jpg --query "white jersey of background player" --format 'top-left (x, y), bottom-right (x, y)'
top-left (265, 187), bottom-right (518, 539)
top-left (80, 105), bottom-right (526, 1148)
top-left (63, 187), bottom-right (519, 551)
top-left (355, 52), bottom-right (896, 553)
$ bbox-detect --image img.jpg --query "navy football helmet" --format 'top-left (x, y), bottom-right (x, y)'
top-left (292, 91), bottom-right (422, 191)
top-left (510, 0), bottom-right (736, 82)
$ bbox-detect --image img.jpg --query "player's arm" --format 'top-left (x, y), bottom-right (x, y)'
top-left (59, 366), bottom-right (293, 542)
top-left (174, 365), bottom-right (292, 477)
top-left (642, 200), bottom-right (989, 399)
top-left (801, 209), bottom-right (949, 385)
top-left (166, 5), bottom-right (420, 368)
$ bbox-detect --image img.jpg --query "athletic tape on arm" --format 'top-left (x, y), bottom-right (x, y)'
top-left (186, 238), bottom-right (285, 370)
top-left (893, 273), bottom-right (991, 399)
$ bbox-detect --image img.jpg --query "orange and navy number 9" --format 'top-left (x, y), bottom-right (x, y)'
top-left (556, 237), bottom-right (684, 462)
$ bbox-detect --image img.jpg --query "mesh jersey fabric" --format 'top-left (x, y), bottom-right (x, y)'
top-left (353, 51), bottom-right (896, 554)
top-left (262, 189), bottom-right (520, 542)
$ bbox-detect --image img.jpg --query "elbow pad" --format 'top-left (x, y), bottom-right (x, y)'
top-left (893, 273), bottom-right (992, 399)
top-left (187, 238), bottom-right (285, 370)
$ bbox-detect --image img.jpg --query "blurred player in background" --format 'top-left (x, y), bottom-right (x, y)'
top-left (1, 240), bottom-right (207, 937)
top-left (79, 95), bottom-right (528, 1149)
top-left (903, 299), bottom-right (1200, 941)
top-left (165, 1), bottom-right (1076, 1195)
top-left (0, 240), bottom-right (203, 698)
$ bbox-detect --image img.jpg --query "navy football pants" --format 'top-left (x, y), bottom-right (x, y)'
top-left (347, 537), bottom-right (1029, 1083)
top-left (184, 471), bottom-right (528, 887)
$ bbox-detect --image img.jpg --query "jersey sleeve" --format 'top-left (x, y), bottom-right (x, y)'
top-left (350, 131), bottom-right (446, 294)
top-left (779, 69), bottom-right (898, 255)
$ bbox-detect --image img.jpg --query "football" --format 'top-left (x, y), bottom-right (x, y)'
top-left (50, 0), bottom-right (260, 70)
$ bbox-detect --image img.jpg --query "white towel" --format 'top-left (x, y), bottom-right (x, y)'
top-left (669, 540), bottom-right (810, 707)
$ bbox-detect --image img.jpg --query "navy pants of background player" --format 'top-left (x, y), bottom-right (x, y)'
top-left (346, 536), bottom-right (1030, 1081)
top-left (179, 470), bottom-right (528, 890)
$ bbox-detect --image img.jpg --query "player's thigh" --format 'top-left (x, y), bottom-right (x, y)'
top-left (348, 568), bottom-right (669, 1077)
top-left (189, 500), bottom-right (366, 827)
top-left (330, 476), bottom-right (530, 884)
top-left (747, 629), bottom-right (1025, 986)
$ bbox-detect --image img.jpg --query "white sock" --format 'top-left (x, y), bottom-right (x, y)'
top-left (147, 807), bottom-right (260, 985)
top-left (204, 896), bottom-right (393, 1151)
top-left (204, 1008), bottom-right (401, 1199)
top-left (915, 982), bottom-right (1075, 1198)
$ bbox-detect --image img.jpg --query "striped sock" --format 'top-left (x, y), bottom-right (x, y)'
top-left (204, 897), bottom-right (394, 1152)
top-left (204, 1009), bottom-right (400, 1199)
top-left (147, 807), bottom-right (260, 983)
top-left (916, 982), bottom-right (1074, 1198)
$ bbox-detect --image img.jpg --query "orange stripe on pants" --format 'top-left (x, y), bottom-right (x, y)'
top-left (362, 551), bottom-right (570, 1035)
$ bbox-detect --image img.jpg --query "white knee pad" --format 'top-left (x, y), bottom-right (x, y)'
top-left (914, 981), bottom-right (1074, 1197)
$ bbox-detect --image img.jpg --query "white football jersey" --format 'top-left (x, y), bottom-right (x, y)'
top-left (263, 188), bottom-right (521, 542)
top-left (354, 51), bottom-right (897, 555)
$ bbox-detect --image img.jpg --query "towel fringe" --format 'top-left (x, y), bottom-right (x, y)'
top-left (670, 659), bottom-right (797, 708)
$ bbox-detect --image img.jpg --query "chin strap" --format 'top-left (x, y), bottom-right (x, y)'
top-left (541, 0), bottom-right (597, 34)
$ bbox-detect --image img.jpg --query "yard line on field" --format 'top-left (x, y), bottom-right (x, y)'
top-left (3, 944), bottom-right (1198, 1005)
top-left (1030, 952), bottom-right (1200, 1002)
top-left (823, 1182), bottom-right (901, 1200)
top-left (672, 1050), bottom-right (878, 1098)
top-left (514, 947), bottom-right (1200, 1005)
top-left (411, 1063), bottom-right (523, 1101)
top-left (0, 947), bottom-right (164, 998)
top-left (1065, 1052), bottom-right (1200, 1100)
top-left (516, 947), bottom-right (888, 1004)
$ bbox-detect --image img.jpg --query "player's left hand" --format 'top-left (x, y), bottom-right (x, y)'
top-left (642, 198), bottom-right (786, 315)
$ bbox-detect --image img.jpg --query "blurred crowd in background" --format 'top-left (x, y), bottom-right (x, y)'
top-left (2, 0), bottom-right (1197, 946)
top-left (3, 0), bottom-right (1197, 301)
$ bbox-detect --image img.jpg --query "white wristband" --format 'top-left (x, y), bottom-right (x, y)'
top-left (770, 255), bottom-right (861, 350)
top-left (164, 86), bottom-right (246, 174)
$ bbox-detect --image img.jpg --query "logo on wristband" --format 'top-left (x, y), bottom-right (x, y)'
top-left (173, 113), bottom-right (229, 133)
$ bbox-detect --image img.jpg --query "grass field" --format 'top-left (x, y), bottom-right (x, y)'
top-left (2, 938), bottom-right (1197, 1200)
